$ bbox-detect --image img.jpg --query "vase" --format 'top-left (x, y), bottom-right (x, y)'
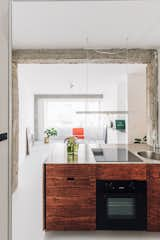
top-left (44, 136), bottom-right (49, 144)
top-left (74, 143), bottom-right (79, 155)
top-left (67, 154), bottom-right (78, 163)
top-left (67, 144), bottom-right (74, 155)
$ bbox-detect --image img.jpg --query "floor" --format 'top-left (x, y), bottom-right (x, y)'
top-left (12, 143), bottom-right (160, 240)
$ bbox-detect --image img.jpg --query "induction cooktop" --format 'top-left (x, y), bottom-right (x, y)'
top-left (92, 148), bottom-right (143, 162)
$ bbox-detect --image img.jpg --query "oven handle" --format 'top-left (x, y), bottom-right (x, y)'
top-left (104, 193), bottom-right (137, 199)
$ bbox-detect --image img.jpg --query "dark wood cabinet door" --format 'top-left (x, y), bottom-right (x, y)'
top-left (147, 165), bottom-right (160, 231)
top-left (45, 164), bottom-right (96, 231)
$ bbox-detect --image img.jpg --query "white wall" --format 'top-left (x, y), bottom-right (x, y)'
top-left (0, 1), bottom-right (10, 240)
top-left (18, 65), bottom-right (34, 167)
top-left (18, 63), bottom-right (146, 165)
top-left (128, 72), bottom-right (147, 143)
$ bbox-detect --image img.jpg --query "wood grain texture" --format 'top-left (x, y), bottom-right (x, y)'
top-left (45, 164), bottom-right (96, 231)
top-left (96, 164), bottom-right (147, 180)
top-left (46, 164), bottom-right (95, 178)
top-left (44, 163), bottom-right (160, 232)
top-left (43, 165), bottom-right (46, 230)
top-left (147, 164), bottom-right (160, 232)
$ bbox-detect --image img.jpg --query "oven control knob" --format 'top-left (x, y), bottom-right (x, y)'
top-left (109, 182), bottom-right (115, 191)
top-left (128, 182), bottom-right (135, 191)
top-left (105, 182), bottom-right (112, 190)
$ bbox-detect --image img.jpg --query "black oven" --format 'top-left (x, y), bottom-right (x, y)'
top-left (96, 180), bottom-right (147, 230)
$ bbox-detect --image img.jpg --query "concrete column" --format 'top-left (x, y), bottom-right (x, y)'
top-left (12, 63), bottom-right (19, 192)
top-left (146, 51), bottom-right (158, 145)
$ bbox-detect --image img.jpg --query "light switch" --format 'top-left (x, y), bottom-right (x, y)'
top-left (0, 133), bottom-right (8, 142)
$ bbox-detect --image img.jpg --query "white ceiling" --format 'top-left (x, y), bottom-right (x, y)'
top-left (12, 1), bottom-right (160, 49)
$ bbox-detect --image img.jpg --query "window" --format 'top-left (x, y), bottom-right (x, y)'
top-left (36, 95), bottom-right (128, 144)
top-left (37, 96), bottom-right (104, 141)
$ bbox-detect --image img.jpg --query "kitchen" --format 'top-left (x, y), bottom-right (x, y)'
top-left (11, 1), bottom-right (160, 240)
top-left (43, 143), bottom-right (160, 232)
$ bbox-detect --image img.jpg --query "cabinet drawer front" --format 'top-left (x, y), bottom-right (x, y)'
top-left (96, 164), bottom-right (146, 180)
top-left (147, 179), bottom-right (160, 231)
top-left (46, 164), bottom-right (95, 178)
top-left (147, 165), bottom-right (160, 231)
top-left (46, 176), bottom-right (95, 197)
top-left (45, 174), bottom-right (96, 231)
top-left (46, 202), bottom-right (96, 220)
top-left (46, 201), bottom-right (96, 230)
top-left (149, 165), bottom-right (160, 179)
top-left (46, 216), bottom-right (96, 231)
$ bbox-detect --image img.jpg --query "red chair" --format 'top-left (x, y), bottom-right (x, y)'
top-left (72, 128), bottom-right (85, 139)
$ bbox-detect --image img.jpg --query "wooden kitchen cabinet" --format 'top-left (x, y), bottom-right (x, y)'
top-left (96, 164), bottom-right (147, 180)
top-left (147, 164), bottom-right (160, 231)
top-left (43, 162), bottom-right (160, 232)
top-left (44, 164), bottom-right (96, 231)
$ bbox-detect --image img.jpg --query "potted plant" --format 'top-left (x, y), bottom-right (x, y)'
top-left (64, 136), bottom-right (79, 155)
top-left (44, 128), bottom-right (57, 144)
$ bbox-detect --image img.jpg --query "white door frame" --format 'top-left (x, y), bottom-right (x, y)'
top-left (0, 0), bottom-right (11, 240)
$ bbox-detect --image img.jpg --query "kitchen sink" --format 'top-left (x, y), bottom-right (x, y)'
top-left (137, 151), bottom-right (160, 160)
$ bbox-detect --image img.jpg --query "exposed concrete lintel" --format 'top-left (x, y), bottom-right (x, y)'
top-left (12, 48), bottom-right (156, 64)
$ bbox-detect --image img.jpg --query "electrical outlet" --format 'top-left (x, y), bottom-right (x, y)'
top-left (0, 132), bottom-right (8, 142)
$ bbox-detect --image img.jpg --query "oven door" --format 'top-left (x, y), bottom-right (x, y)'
top-left (104, 193), bottom-right (146, 230)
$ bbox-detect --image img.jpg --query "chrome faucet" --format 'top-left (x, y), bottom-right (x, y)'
top-left (153, 143), bottom-right (160, 152)
top-left (153, 139), bottom-right (156, 152)
top-left (152, 129), bottom-right (160, 152)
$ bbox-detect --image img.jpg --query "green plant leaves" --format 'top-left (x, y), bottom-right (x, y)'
top-left (44, 128), bottom-right (57, 137)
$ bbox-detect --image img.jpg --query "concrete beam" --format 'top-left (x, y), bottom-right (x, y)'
top-left (13, 48), bottom-right (155, 64)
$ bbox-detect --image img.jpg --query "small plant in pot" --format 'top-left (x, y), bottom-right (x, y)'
top-left (44, 128), bottom-right (57, 144)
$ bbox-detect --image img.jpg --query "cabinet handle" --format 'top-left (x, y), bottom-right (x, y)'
top-left (67, 177), bottom-right (75, 181)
